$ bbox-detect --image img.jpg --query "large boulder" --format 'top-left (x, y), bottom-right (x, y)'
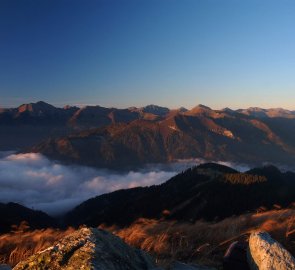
top-left (248, 231), bottom-right (295, 270)
top-left (13, 227), bottom-right (156, 270)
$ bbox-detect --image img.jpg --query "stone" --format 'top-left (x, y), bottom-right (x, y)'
top-left (248, 231), bottom-right (295, 270)
top-left (13, 227), bottom-right (156, 270)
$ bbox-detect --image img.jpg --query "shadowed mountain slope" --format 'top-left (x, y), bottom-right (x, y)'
top-left (64, 163), bottom-right (295, 227)
top-left (32, 111), bottom-right (295, 169)
top-left (0, 102), bottom-right (167, 150)
top-left (3, 102), bottom-right (295, 169)
top-left (0, 202), bottom-right (57, 233)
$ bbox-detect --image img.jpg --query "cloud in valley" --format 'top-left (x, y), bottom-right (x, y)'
top-left (0, 152), bottom-right (179, 215)
top-left (0, 152), bottom-right (250, 216)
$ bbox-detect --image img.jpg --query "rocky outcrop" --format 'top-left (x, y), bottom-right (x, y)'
top-left (248, 231), bottom-right (295, 270)
top-left (13, 227), bottom-right (156, 270)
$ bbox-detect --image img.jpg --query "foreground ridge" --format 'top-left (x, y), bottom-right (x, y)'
top-left (13, 227), bottom-right (156, 270)
top-left (8, 228), bottom-right (295, 270)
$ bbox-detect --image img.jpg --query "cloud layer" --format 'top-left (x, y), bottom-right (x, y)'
top-left (0, 153), bottom-right (183, 215)
top-left (0, 152), bottom-right (251, 216)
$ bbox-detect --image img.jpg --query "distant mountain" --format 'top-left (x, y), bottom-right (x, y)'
top-left (0, 101), bottom-right (76, 150)
top-left (0, 101), bottom-right (70, 125)
top-left (237, 107), bottom-right (295, 119)
top-left (185, 104), bottom-right (214, 116)
top-left (141, 104), bottom-right (170, 116)
top-left (68, 105), bottom-right (140, 129)
top-left (65, 163), bottom-right (295, 227)
top-left (0, 102), bottom-right (163, 150)
top-left (3, 101), bottom-right (295, 168)
top-left (0, 202), bottom-right (56, 233)
top-left (31, 105), bottom-right (295, 169)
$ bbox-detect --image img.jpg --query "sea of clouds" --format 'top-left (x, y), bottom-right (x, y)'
top-left (0, 152), bottom-right (249, 216)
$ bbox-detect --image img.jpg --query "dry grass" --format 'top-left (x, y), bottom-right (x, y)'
top-left (1, 208), bottom-right (295, 268)
top-left (0, 222), bottom-right (75, 267)
top-left (101, 208), bottom-right (295, 268)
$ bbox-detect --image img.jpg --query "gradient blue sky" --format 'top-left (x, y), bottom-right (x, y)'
top-left (0, 0), bottom-right (294, 109)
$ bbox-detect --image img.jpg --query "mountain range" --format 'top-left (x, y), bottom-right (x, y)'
top-left (2, 101), bottom-right (295, 168)
top-left (0, 101), bottom-right (176, 150)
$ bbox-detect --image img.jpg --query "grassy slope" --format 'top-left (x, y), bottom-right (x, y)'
top-left (1, 207), bottom-right (295, 269)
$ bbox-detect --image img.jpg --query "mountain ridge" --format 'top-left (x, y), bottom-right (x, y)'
top-left (2, 101), bottom-right (295, 169)
top-left (2, 163), bottom-right (295, 230)
top-left (64, 163), bottom-right (295, 227)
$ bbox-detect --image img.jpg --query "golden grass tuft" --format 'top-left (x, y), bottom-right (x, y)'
top-left (0, 223), bottom-right (75, 267)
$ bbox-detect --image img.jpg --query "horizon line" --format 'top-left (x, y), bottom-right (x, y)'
top-left (1, 100), bottom-right (295, 112)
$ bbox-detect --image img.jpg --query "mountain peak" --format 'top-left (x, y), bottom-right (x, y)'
top-left (197, 162), bottom-right (238, 173)
top-left (142, 104), bottom-right (170, 116)
top-left (178, 106), bottom-right (188, 112)
top-left (196, 104), bottom-right (212, 110)
top-left (185, 104), bottom-right (213, 116)
top-left (17, 101), bottom-right (57, 114)
top-left (190, 104), bottom-right (212, 112)
top-left (63, 105), bottom-right (79, 110)
top-left (222, 107), bottom-right (234, 112)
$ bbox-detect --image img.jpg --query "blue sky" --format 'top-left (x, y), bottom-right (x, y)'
top-left (0, 0), bottom-right (294, 109)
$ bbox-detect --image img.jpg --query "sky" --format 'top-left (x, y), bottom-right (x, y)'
top-left (0, 0), bottom-right (294, 109)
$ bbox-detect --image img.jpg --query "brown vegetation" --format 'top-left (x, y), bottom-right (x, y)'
top-left (1, 208), bottom-right (295, 268)
top-left (103, 207), bottom-right (295, 268)
top-left (223, 173), bottom-right (267, 185)
top-left (0, 222), bottom-right (74, 267)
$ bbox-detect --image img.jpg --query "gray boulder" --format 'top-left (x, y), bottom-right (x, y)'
top-left (248, 231), bottom-right (295, 270)
top-left (13, 227), bottom-right (156, 270)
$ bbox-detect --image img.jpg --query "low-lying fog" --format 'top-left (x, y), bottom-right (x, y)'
top-left (0, 151), bottom-right (249, 216)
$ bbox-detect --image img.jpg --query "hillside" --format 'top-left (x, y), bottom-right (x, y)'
top-left (3, 163), bottom-right (294, 232)
top-left (65, 163), bottom-right (295, 227)
top-left (0, 202), bottom-right (57, 233)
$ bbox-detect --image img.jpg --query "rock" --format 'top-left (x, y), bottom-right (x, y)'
top-left (170, 261), bottom-right (217, 270)
top-left (223, 241), bottom-right (250, 270)
top-left (248, 231), bottom-right (295, 270)
top-left (13, 227), bottom-right (156, 270)
top-left (0, 265), bottom-right (12, 270)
